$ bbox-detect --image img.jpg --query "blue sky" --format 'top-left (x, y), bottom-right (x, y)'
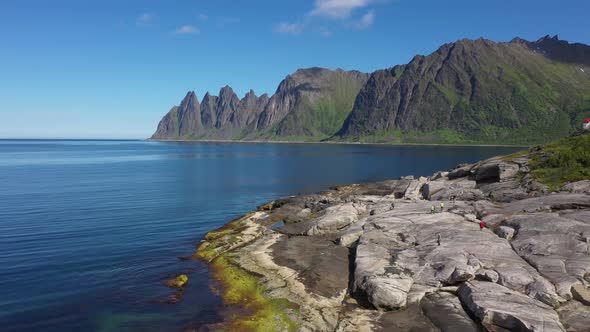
top-left (0, 0), bottom-right (589, 139)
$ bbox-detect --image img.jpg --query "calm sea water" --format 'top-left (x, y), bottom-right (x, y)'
top-left (0, 140), bottom-right (521, 331)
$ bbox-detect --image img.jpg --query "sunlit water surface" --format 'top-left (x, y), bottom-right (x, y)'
top-left (0, 140), bottom-right (521, 331)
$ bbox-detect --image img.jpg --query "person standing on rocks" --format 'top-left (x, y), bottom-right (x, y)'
top-left (431, 205), bottom-right (436, 214)
top-left (440, 202), bottom-right (445, 212)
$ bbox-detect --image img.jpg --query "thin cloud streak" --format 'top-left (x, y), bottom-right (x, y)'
top-left (309, 0), bottom-right (374, 19)
top-left (136, 13), bottom-right (156, 26)
top-left (355, 10), bottom-right (375, 30)
top-left (275, 22), bottom-right (305, 35)
top-left (175, 25), bottom-right (200, 34)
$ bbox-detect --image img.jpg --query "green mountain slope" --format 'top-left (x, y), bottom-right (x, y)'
top-left (336, 36), bottom-right (590, 144)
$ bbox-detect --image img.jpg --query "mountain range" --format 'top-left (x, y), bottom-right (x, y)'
top-left (151, 35), bottom-right (590, 144)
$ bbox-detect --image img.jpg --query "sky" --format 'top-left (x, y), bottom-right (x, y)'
top-left (0, 0), bottom-right (589, 139)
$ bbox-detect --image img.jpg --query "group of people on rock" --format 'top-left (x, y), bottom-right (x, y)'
top-left (430, 202), bottom-right (445, 214)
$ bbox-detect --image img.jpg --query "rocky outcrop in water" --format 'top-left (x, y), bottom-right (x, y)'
top-left (194, 136), bottom-right (590, 331)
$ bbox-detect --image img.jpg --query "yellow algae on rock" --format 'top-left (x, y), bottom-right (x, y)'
top-left (194, 212), bottom-right (268, 263)
top-left (210, 253), bottom-right (299, 332)
top-left (165, 274), bottom-right (188, 288)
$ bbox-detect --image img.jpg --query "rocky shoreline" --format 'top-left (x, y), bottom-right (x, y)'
top-left (194, 140), bottom-right (590, 331)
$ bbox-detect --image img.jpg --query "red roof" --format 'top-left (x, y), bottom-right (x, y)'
top-left (584, 118), bottom-right (590, 123)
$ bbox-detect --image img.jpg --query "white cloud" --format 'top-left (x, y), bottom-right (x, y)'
top-left (136, 13), bottom-right (156, 26)
top-left (355, 10), bottom-right (375, 29)
top-left (175, 25), bottom-right (200, 34)
top-left (275, 22), bottom-right (305, 35)
top-left (309, 0), bottom-right (373, 19)
top-left (198, 14), bottom-right (209, 21)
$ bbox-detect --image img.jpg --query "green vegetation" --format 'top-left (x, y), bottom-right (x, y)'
top-left (351, 129), bottom-right (474, 145)
top-left (529, 133), bottom-right (590, 189)
top-left (266, 71), bottom-right (367, 140)
top-left (210, 254), bottom-right (299, 332)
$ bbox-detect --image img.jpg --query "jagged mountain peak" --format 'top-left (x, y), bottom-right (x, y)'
top-left (219, 85), bottom-right (235, 95)
top-left (179, 91), bottom-right (199, 106)
top-left (511, 34), bottom-right (590, 65)
top-left (153, 35), bottom-right (590, 144)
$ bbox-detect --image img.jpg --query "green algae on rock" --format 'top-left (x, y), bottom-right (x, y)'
top-left (210, 253), bottom-right (299, 332)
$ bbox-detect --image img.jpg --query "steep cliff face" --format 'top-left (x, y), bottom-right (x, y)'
top-left (337, 36), bottom-right (590, 144)
top-left (151, 68), bottom-right (368, 140)
top-left (257, 68), bottom-right (369, 139)
top-left (151, 91), bottom-right (201, 139)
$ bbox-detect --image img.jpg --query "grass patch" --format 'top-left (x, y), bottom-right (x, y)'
top-left (529, 133), bottom-right (590, 189)
top-left (210, 254), bottom-right (299, 332)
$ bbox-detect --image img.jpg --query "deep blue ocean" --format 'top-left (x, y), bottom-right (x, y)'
top-left (0, 140), bottom-right (521, 331)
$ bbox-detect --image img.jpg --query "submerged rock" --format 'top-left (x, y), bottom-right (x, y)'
top-left (165, 274), bottom-right (188, 288)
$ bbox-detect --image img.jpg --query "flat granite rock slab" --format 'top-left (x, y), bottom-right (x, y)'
top-left (557, 300), bottom-right (590, 332)
top-left (559, 210), bottom-right (590, 226)
top-left (270, 234), bottom-right (350, 298)
top-left (458, 281), bottom-right (565, 332)
top-left (372, 302), bottom-right (439, 332)
top-left (504, 213), bottom-right (590, 298)
top-left (354, 207), bottom-right (561, 310)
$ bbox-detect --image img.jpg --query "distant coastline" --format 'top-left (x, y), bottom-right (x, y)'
top-left (146, 138), bottom-right (529, 148)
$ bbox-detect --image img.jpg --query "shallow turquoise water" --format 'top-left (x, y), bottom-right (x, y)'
top-left (0, 140), bottom-right (521, 331)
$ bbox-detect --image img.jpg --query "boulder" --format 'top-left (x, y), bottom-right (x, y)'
top-left (557, 300), bottom-right (590, 332)
top-left (458, 281), bottom-right (565, 332)
top-left (430, 171), bottom-right (448, 181)
top-left (403, 177), bottom-right (428, 200)
top-left (495, 225), bottom-right (515, 240)
top-left (337, 219), bottom-right (366, 247)
top-left (361, 275), bottom-right (413, 310)
top-left (475, 269), bottom-right (499, 282)
top-left (422, 177), bottom-right (484, 201)
top-left (571, 284), bottom-right (590, 305)
top-left (562, 180), bottom-right (590, 193)
top-left (421, 292), bottom-right (480, 332)
top-left (478, 179), bottom-right (528, 202)
top-left (304, 202), bottom-right (366, 235)
top-left (448, 164), bottom-right (474, 179)
top-left (475, 162), bottom-right (519, 182)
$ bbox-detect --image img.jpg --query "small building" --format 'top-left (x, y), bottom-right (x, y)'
top-left (584, 118), bottom-right (590, 131)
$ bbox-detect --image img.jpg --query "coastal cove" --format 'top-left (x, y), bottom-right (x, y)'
top-left (194, 133), bottom-right (590, 331)
top-left (0, 140), bottom-right (521, 332)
